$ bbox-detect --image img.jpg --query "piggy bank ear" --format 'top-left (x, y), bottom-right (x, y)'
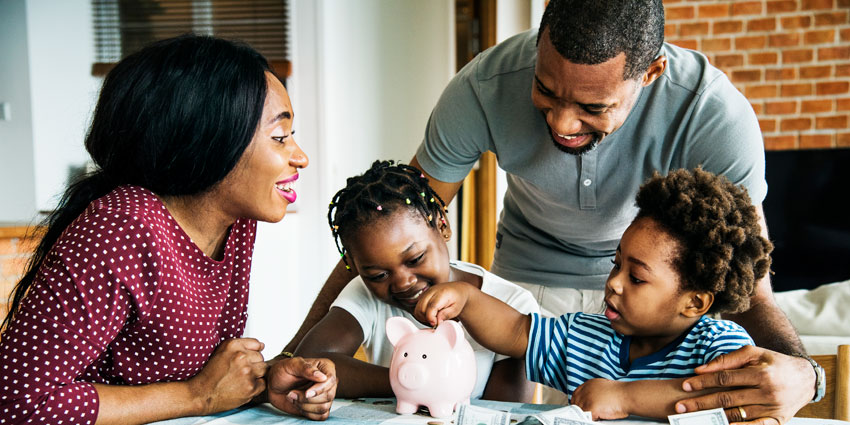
top-left (386, 316), bottom-right (418, 346)
top-left (434, 320), bottom-right (464, 349)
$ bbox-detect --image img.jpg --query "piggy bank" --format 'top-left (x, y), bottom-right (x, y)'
top-left (386, 316), bottom-right (477, 418)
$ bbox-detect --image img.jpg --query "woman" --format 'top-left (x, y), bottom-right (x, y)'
top-left (0, 35), bottom-right (336, 424)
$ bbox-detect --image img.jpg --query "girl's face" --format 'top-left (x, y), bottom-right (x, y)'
top-left (345, 209), bottom-right (452, 315)
top-left (603, 217), bottom-right (704, 345)
top-left (216, 72), bottom-right (309, 223)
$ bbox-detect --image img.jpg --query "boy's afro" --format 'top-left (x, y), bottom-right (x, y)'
top-left (636, 168), bottom-right (773, 314)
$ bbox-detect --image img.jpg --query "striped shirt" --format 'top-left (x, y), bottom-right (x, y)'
top-left (525, 313), bottom-right (754, 400)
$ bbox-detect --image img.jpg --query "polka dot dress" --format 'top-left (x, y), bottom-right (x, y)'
top-left (0, 185), bottom-right (256, 424)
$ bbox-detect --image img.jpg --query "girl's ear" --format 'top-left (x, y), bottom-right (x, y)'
top-left (440, 217), bottom-right (452, 242)
top-left (682, 291), bottom-right (714, 318)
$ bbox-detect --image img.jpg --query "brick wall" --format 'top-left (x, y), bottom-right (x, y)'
top-left (0, 234), bottom-right (36, 323)
top-left (663, 0), bottom-right (850, 150)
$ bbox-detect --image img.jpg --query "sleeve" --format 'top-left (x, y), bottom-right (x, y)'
top-left (330, 277), bottom-right (378, 345)
top-left (683, 74), bottom-right (768, 204)
top-left (702, 322), bottom-right (756, 363)
top-left (0, 211), bottom-right (160, 424)
top-left (525, 313), bottom-right (571, 394)
top-left (414, 56), bottom-right (495, 183)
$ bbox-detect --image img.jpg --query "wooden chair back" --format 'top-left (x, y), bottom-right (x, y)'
top-left (796, 345), bottom-right (849, 421)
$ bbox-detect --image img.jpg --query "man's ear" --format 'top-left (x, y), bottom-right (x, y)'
top-left (641, 55), bottom-right (667, 87)
top-left (682, 291), bottom-right (714, 318)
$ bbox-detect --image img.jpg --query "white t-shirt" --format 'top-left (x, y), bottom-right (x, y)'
top-left (331, 260), bottom-right (540, 399)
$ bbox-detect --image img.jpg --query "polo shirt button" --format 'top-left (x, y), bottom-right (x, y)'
top-left (583, 179), bottom-right (592, 186)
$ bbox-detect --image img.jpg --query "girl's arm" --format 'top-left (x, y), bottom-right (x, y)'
top-left (292, 307), bottom-right (394, 398)
top-left (481, 358), bottom-right (536, 402)
top-left (415, 282), bottom-right (531, 358)
top-left (571, 377), bottom-right (719, 420)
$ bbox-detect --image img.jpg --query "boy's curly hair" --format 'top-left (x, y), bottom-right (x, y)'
top-left (635, 168), bottom-right (773, 314)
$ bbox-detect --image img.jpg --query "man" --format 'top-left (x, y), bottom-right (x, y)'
top-left (279, 1), bottom-right (819, 422)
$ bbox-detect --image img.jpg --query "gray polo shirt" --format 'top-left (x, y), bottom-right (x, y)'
top-left (415, 29), bottom-right (766, 290)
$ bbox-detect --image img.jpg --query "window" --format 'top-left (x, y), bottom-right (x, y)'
top-left (91, 0), bottom-right (290, 78)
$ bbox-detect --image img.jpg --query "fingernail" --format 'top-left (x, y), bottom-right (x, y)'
top-left (306, 390), bottom-right (316, 398)
top-left (675, 403), bottom-right (686, 413)
top-left (287, 392), bottom-right (297, 401)
top-left (313, 370), bottom-right (326, 378)
top-left (682, 382), bottom-right (692, 392)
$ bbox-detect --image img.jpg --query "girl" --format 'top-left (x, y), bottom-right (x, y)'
top-left (0, 35), bottom-right (335, 424)
top-left (292, 160), bottom-right (539, 401)
top-left (416, 168), bottom-right (773, 420)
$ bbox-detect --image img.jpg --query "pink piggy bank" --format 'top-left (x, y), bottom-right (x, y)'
top-left (386, 316), bottom-right (477, 418)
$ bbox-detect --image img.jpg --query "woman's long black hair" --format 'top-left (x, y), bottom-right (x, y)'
top-left (1, 35), bottom-right (272, 333)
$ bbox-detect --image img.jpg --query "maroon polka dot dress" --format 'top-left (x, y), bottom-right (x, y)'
top-left (0, 185), bottom-right (256, 424)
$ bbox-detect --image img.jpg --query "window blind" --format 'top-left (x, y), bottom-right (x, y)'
top-left (91, 0), bottom-right (290, 77)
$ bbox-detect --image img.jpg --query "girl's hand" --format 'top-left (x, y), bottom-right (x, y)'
top-left (187, 338), bottom-right (268, 415)
top-left (414, 281), bottom-right (470, 326)
top-left (267, 356), bottom-right (338, 421)
top-left (572, 378), bottom-right (630, 420)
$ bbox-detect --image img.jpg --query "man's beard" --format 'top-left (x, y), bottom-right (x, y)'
top-left (550, 132), bottom-right (601, 156)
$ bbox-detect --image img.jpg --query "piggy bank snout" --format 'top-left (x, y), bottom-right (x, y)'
top-left (397, 362), bottom-right (428, 390)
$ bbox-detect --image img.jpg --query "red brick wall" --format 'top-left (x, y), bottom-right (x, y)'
top-left (0, 235), bottom-right (36, 323)
top-left (663, 0), bottom-right (850, 150)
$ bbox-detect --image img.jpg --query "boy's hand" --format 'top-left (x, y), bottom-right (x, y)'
top-left (572, 378), bottom-right (630, 420)
top-left (414, 282), bottom-right (470, 326)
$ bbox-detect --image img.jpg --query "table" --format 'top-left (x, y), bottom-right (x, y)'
top-left (154, 398), bottom-right (850, 425)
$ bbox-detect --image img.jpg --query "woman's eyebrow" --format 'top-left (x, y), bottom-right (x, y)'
top-left (268, 110), bottom-right (292, 125)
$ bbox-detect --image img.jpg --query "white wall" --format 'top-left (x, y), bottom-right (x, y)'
top-left (244, 0), bottom-right (456, 357)
top-left (0, 0), bottom-right (37, 223)
top-left (0, 0), bottom-right (98, 223)
top-left (26, 0), bottom-right (100, 214)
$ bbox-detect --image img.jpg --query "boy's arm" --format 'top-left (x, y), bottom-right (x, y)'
top-left (572, 377), bottom-right (719, 421)
top-left (415, 282), bottom-right (531, 358)
top-left (289, 307), bottom-right (394, 398)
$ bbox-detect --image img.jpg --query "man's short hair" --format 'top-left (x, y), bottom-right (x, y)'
top-left (538, 0), bottom-right (665, 80)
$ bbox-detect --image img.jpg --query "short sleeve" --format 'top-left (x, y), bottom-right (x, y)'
top-left (330, 277), bottom-right (379, 346)
top-left (702, 321), bottom-right (755, 363)
top-left (415, 56), bottom-right (494, 184)
top-left (525, 312), bottom-right (571, 393)
top-left (683, 74), bottom-right (767, 205)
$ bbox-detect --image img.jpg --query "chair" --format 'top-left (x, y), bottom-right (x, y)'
top-left (796, 345), bottom-right (849, 421)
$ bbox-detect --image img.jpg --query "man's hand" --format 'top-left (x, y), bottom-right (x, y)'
top-left (676, 345), bottom-right (814, 425)
top-left (572, 378), bottom-right (629, 420)
top-left (267, 356), bottom-right (338, 421)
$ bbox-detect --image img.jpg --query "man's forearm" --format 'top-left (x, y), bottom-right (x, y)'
top-left (723, 290), bottom-right (805, 356)
top-left (283, 259), bottom-right (357, 353)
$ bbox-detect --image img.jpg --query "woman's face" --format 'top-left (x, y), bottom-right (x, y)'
top-left (217, 72), bottom-right (309, 223)
top-left (345, 209), bottom-right (452, 315)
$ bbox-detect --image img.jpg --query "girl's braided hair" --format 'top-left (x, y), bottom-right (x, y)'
top-left (328, 160), bottom-right (449, 269)
top-left (635, 167), bottom-right (773, 314)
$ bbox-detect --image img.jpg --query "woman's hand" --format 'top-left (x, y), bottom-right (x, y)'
top-left (414, 282), bottom-right (470, 326)
top-left (266, 356), bottom-right (338, 420)
top-left (572, 378), bottom-right (630, 420)
top-left (187, 338), bottom-right (268, 415)
top-left (676, 345), bottom-right (814, 425)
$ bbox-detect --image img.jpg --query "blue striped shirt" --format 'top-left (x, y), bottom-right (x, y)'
top-left (525, 313), bottom-right (754, 400)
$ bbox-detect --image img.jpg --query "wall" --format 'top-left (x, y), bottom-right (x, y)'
top-left (663, 0), bottom-right (850, 149)
top-left (0, 0), bottom-right (37, 223)
top-left (244, 0), bottom-right (456, 357)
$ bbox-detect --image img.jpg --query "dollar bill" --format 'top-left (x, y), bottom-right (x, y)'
top-left (454, 403), bottom-right (510, 425)
top-left (553, 418), bottom-right (594, 425)
top-left (667, 407), bottom-right (730, 425)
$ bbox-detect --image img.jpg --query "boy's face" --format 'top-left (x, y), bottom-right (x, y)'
top-left (604, 217), bottom-right (703, 341)
top-left (345, 209), bottom-right (452, 315)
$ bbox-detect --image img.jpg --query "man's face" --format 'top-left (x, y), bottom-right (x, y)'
top-left (532, 28), bottom-right (644, 155)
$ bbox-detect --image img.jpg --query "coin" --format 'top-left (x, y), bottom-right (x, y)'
top-left (372, 400), bottom-right (393, 405)
top-left (428, 422), bottom-right (444, 425)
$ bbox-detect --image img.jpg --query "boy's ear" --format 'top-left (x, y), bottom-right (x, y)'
top-left (682, 291), bottom-right (714, 318)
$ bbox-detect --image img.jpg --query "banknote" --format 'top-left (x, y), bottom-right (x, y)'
top-left (454, 403), bottom-right (510, 425)
top-left (667, 407), bottom-right (730, 425)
